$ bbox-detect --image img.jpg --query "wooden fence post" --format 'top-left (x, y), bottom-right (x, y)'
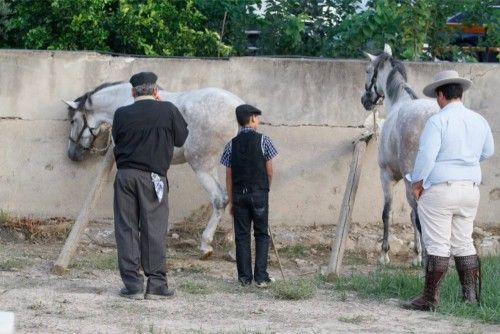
top-left (53, 148), bottom-right (115, 275)
top-left (325, 134), bottom-right (372, 281)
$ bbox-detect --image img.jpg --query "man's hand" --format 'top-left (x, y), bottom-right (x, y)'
top-left (412, 180), bottom-right (424, 200)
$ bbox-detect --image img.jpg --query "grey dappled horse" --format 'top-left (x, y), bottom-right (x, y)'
top-left (361, 44), bottom-right (440, 266)
top-left (65, 82), bottom-right (244, 259)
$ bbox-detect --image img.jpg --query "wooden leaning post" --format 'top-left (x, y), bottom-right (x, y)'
top-left (325, 132), bottom-right (373, 281)
top-left (53, 147), bottom-right (115, 275)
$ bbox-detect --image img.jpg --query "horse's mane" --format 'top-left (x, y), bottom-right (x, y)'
top-left (68, 81), bottom-right (124, 117)
top-left (376, 52), bottom-right (418, 101)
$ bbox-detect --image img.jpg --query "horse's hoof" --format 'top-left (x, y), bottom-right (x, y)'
top-left (378, 253), bottom-right (390, 265)
top-left (412, 256), bottom-right (422, 267)
top-left (224, 249), bottom-right (236, 262)
top-left (199, 250), bottom-right (213, 260)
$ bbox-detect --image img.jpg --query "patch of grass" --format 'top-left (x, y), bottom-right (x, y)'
top-left (343, 251), bottom-right (370, 265)
top-left (136, 324), bottom-right (169, 334)
top-left (0, 255), bottom-right (32, 271)
top-left (281, 244), bottom-right (307, 258)
top-left (179, 280), bottom-right (212, 295)
top-left (338, 315), bottom-right (374, 324)
top-left (270, 277), bottom-right (317, 300)
top-left (0, 209), bottom-right (9, 226)
top-left (70, 252), bottom-right (118, 271)
top-left (334, 256), bottom-right (500, 324)
top-left (183, 264), bottom-right (209, 274)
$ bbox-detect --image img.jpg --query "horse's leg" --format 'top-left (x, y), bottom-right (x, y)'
top-left (405, 182), bottom-right (425, 268)
top-left (190, 165), bottom-right (228, 259)
top-left (380, 170), bottom-right (396, 265)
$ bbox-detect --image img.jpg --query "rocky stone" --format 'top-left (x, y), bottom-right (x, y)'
top-left (478, 236), bottom-right (500, 257)
top-left (293, 258), bottom-right (314, 271)
top-left (176, 239), bottom-right (198, 248)
top-left (388, 235), bottom-right (405, 255)
top-left (356, 235), bottom-right (378, 253)
top-left (473, 226), bottom-right (490, 238)
top-left (14, 231), bottom-right (26, 241)
top-left (171, 233), bottom-right (180, 240)
top-left (86, 230), bottom-right (116, 247)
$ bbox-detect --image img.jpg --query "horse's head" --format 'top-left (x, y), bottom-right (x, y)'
top-left (64, 99), bottom-right (103, 161)
top-left (361, 44), bottom-right (394, 111)
top-left (63, 81), bottom-right (129, 161)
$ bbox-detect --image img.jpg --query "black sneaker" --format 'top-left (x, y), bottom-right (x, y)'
top-left (144, 288), bottom-right (175, 300)
top-left (119, 287), bottom-right (144, 300)
top-left (239, 279), bottom-right (252, 287)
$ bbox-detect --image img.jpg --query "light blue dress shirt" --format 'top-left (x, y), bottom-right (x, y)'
top-left (406, 101), bottom-right (494, 189)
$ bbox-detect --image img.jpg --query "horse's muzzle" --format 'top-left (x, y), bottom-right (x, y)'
top-left (361, 93), bottom-right (375, 111)
top-left (68, 142), bottom-right (84, 161)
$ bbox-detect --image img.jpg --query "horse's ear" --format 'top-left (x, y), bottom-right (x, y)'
top-left (363, 51), bottom-right (377, 62)
top-left (384, 44), bottom-right (392, 56)
top-left (62, 100), bottom-right (79, 110)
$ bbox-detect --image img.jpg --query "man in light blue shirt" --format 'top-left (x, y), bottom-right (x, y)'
top-left (404, 70), bottom-right (494, 311)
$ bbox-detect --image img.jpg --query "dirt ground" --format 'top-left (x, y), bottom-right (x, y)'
top-left (0, 215), bottom-right (499, 334)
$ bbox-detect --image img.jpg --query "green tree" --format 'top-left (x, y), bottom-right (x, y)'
top-left (193, 0), bottom-right (262, 55)
top-left (0, 0), bottom-right (10, 43)
top-left (2, 0), bottom-right (231, 56)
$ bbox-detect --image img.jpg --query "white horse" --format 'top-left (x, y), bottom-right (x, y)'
top-left (65, 82), bottom-right (244, 259)
top-left (361, 44), bottom-right (440, 266)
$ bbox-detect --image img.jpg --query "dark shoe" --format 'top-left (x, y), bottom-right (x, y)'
top-left (119, 287), bottom-right (144, 300)
top-left (255, 277), bottom-right (275, 288)
top-left (455, 254), bottom-right (480, 304)
top-left (144, 288), bottom-right (175, 300)
top-left (402, 255), bottom-right (449, 311)
top-left (239, 279), bottom-right (252, 287)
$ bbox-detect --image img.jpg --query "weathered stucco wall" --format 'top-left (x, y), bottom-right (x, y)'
top-left (0, 50), bottom-right (498, 227)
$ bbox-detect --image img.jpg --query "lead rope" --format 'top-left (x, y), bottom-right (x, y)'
top-left (90, 123), bottom-right (113, 154)
top-left (477, 256), bottom-right (482, 305)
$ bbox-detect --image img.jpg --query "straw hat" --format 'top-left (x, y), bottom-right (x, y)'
top-left (423, 70), bottom-right (472, 98)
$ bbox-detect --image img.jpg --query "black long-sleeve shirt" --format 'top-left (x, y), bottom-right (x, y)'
top-left (112, 99), bottom-right (189, 176)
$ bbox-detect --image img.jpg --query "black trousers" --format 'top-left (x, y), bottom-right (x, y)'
top-left (233, 189), bottom-right (270, 283)
top-left (113, 168), bottom-right (169, 294)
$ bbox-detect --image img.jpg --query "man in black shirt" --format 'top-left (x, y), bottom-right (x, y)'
top-left (112, 72), bottom-right (188, 300)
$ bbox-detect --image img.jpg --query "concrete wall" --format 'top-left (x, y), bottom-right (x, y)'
top-left (0, 50), bottom-right (499, 227)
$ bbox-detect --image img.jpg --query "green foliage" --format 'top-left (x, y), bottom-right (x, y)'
top-left (270, 277), bottom-right (317, 300)
top-left (325, 0), bottom-right (400, 58)
top-left (179, 280), bottom-right (212, 294)
top-left (2, 0), bottom-right (231, 56)
top-left (193, 0), bottom-right (262, 55)
top-left (1, 0), bottom-right (498, 61)
top-left (327, 0), bottom-right (499, 62)
top-left (70, 251), bottom-right (118, 270)
top-left (281, 244), bottom-right (307, 258)
top-left (0, 0), bottom-right (10, 42)
top-left (334, 256), bottom-right (500, 324)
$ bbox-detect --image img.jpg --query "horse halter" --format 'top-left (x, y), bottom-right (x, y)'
top-left (69, 113), bottom-right (99, 151)
top-left (365, 61), bottom-right (385, 105)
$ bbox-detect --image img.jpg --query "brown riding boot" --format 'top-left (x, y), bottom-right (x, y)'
top-left (402, 255), bottom-right (449, 311)
top-left (455, 254), bottom-right (480, 304)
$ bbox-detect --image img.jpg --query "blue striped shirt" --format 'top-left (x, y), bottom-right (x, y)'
top-left (406, 101), bottom-right (494, 189)
top-left (220, 127), bottom-right (278, 167)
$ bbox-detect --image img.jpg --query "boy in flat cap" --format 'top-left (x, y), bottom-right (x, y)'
top-left (112, 71), bottom-right (189, 300)
top-left (220, 104), bottom-right (278, 287)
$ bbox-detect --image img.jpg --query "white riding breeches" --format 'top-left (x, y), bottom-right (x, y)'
top-left (418, 181), bottom-right (479, 257)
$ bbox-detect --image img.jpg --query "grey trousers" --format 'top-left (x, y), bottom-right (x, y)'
top-left (113, 168), bottom-right (169, 293)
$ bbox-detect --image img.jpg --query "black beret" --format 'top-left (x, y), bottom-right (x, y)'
top-left (235, 104), bottom-right (262, 119)
top-left (129, 72), bottom-right (158, 87)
